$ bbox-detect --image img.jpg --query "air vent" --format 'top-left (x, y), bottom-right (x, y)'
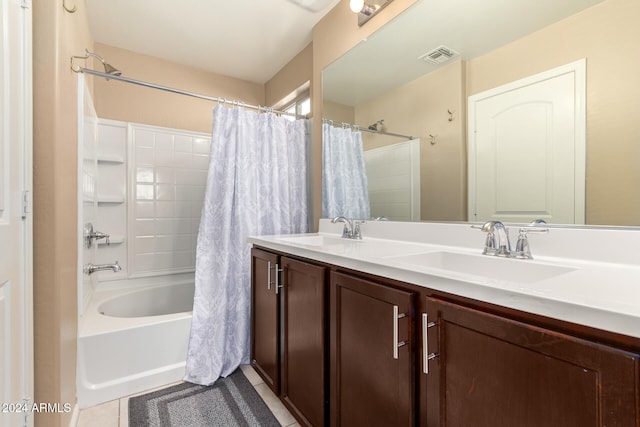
top-left (418, 45), bottom-right (460, 64)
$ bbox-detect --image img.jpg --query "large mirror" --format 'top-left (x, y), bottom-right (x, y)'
top-left (322, 0), bottom-right (640, 227)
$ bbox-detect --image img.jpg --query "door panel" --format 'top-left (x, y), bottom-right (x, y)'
top-left (250, 248), bottom-right (280, 393)
top-left (468, 60), bottom-right (585, 224)
top-left (331, 271), bottom-right (415, 426)
top-left (425, 297), bottom-right (639, 427)
top-left (0, 1), bottom-right (32, 426)
top-left (281, 257), bottom-right (326, 427)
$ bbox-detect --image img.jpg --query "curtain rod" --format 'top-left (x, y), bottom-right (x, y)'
top-left (79, 67), bottom-right (304, 119)
top-left (322, 119), bottom-right (413, 140)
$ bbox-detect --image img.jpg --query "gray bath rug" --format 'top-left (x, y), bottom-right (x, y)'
top-left (128, 369), bottom-right (280, 427)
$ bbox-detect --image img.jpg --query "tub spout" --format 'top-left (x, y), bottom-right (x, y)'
top-left (84, 262), bottom-right (121, 275)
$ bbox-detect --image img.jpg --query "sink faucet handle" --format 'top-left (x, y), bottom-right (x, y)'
top-left (352, 220), bottom-right (365, 239)
top-left (514, 227), bottom-right (549, 259)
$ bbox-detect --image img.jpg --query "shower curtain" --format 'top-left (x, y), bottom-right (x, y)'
top-left (185, 105), bottom-right (308, 385)
top-left (322, 122), bottom-right (371, 219)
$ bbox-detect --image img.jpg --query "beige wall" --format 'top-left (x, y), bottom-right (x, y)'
top-left (466, 0), bottom-right (640, 225)
top-left (33, 1), bottom-right (94, 425)
top-left (265, 43), bottom-right (313, 108)
top-left (355, 60), bottom-right (467, 221)
top-left (311, 0), bottom-right (418, 227)
top-left (322, 100), bottom-right (355, 124)
top-left (93, 43), bottom-right (264, 134)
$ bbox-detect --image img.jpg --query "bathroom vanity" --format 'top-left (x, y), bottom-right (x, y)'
top-left (248, 220), bottom-right (640, 426)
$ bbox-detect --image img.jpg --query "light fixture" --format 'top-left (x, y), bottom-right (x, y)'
top-left (351, 0), bottom-right (394, 26)
top-left (349, 0), bottom-right (364, 12)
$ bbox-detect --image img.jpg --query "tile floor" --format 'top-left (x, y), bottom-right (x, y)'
top-left (76, 365), bottom-right (299, 427)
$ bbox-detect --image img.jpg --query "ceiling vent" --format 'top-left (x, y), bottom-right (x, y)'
top-left (418, 45), bottom-right (460, 64)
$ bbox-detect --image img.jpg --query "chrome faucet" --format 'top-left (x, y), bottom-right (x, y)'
top-left (478, 221), bottom-right (512, 257)
top-left (84, 262), bottom-right (121, 275)
top-left (331, 216), bottom-right (364, 239)
top-left (473, 221), bottom-right (549, 259)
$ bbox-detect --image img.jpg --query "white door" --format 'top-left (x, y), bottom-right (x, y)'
top-left (468, 60), bottom-right (586, 224)
top-left (0, 1), bottom-right (33, 426)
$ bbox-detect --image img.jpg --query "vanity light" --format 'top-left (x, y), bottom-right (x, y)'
top-left (350, 0), bottom-right (364, 12)
top-left (350, 0), bottom-right (394, 26)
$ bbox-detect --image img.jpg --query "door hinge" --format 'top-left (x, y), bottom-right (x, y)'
top-left (21, 397), bottom-right (31, 427)
top-left (20, 0), bottom-right (30, 9)
top-left (21, 190), bottom-right (30, 219)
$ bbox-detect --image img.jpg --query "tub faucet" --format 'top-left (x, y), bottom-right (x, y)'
top-left (84, 262), bottom-right (121, 275)
top-left (331, 216), bottom-right (364, 239)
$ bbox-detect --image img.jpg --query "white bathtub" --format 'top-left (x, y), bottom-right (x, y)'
top-left (77, 279), bottom-right (194, 408)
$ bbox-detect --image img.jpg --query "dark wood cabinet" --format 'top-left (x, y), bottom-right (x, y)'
top-left (281, 257), bottom-right (327, 427)
top-left (250, 248), bottom-right (327, 426)
top-left (422, 296), bottom-right (640, 427)
top-left (251, 248), bottom-right (280, 394)
top-left (252, 245), bottom-right (640, 427)
top-left (330, 271), bottom-right (416, 427)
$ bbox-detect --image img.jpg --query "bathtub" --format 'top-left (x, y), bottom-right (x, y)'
top-left (77, 279), bottom-right (194, 408)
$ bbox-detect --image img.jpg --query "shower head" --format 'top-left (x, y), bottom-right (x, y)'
top-left (102, 62), bottom-right (122, 76)
top-left (84, 49), bottom-right (122, 76)
top-left (71, 49), bottom-right (122, 76)
top-left (368, 119), bottom-right (384, 131)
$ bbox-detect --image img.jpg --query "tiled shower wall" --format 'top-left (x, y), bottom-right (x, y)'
top-left (94, 120), bottom-right (211, 281)
top-left (130, 124), bottom-right (210, 276)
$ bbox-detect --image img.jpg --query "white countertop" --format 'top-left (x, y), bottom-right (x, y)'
top-left (248, 220), bottom-right (640, 341)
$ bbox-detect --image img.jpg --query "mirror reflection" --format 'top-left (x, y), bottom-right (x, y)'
top-left (322, 0), bottom-right (640, 227)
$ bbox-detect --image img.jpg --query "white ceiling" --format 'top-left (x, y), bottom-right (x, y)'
top-left (86, 0), bottom-right (340, 84)
top-left (323, 0), bottom-right (604, 106)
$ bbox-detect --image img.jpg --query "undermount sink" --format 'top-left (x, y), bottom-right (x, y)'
top-left (386, 251), bottom-right (576, 284)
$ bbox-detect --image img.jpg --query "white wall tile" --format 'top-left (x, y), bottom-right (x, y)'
top-left (128, 124), bottom-right (210, 276)
top-left (155, 184), bottom-right (175, 201)
top-left (134, 219), bottom-right (155, 237)
top-left (136, 167), bottom-right (154, 183)
top-left (174, 135), bottom-right (193, 152)
top-left (193, 154), bottom-right (210, 170)
top-left (135, 201), bottom-right (154, 218)
top-left (155, 133), bottom-right (173, 150)
top-left (135, 147), bottom-right (154, 166)
top-left (134, 236), bottom-right (156, 254)
top-left (134, 129), bottom-right (155, 148)
top-left (155, 201), bottom-right (174, 218)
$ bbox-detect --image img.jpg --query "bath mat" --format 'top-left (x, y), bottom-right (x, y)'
top-left (128, 369), bottom-right (280, 427)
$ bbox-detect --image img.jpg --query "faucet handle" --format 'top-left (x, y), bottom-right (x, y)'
top-left (513, 227), bottom-right (549, 259)
top-left (352, 220), bottom-right (365, 239)
top-left (471, 223), bottom-right (500, 255)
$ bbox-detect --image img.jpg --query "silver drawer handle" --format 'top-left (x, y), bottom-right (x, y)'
top-left (274, 264), bottom-right (283, 294)
top-left (393, 305), bottom-right (408, 359)
top-left (422, 313), bottom-right (439, 374)
top-left (267, 261), bottom-right (283, 293)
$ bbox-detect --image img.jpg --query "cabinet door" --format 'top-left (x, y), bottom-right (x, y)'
top-left (423, 297), bottom-right (639, 427)
top-left (281, 257), bottom-right (327, 427)
top-left (251, 248), bottom-right (280, 394)
top-left (330, 271), bottom-right (415, 426)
